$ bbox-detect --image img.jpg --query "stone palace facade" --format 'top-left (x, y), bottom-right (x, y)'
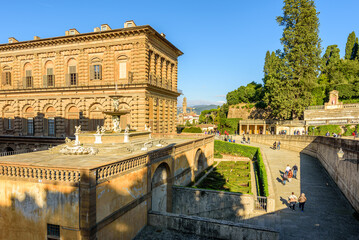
top-left (0, 21), bottom-right (182, 138)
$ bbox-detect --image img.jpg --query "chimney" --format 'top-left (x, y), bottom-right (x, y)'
top-left (94, 27), bottom-right (100, 32)
top-left (66, 28), bottom-right (80, 36)
top-left (34, 36), bottom-right (40, 40)
top-left (8, 37), bottom-right (18, 43)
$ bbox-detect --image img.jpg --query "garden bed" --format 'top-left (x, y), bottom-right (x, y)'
top-left (195, 161), bottom-right (252, 194)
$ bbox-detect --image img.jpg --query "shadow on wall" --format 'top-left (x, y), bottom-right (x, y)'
top-left (2, 114), bottom-right (105, 138)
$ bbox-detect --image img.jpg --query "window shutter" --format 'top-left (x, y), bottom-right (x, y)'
top-left (4, 118), bottom-right (8, 130)
top-left (43, 75), bottom-right (47, 88)
top-left (69, 66), bottom-right (76, 74)
top-left (44, 117), bottom-right (48, 136)
top-left (99, 65), bottom-right (102, 80)
top-left (54, 118), bottom-right (57, 137)
top-left (2, 72), bottom-right (6, 85)
top-left (90, 65), bottom-right (94, 80)
top-left (8, 72), bottom-right (11, 85)
top-left (23, 77), bottom-right (26, 88)
top-left (22, 118), bottom-right (27, 135)
top-left (65, 74), bottom-right (70, 86)
top-left (10, 118), bottom-right (14, 130)
top-left (119, 62), bottom-right (126, 79)
top-left (47, 68), bottom-right (53, 75)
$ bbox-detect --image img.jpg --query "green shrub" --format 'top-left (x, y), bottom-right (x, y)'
top-left (182, 127), bottom-right (202, 133)
top-left (308, 125), bottom-right (341, 136)
top-left (255, 149), bottom-right (269, 197)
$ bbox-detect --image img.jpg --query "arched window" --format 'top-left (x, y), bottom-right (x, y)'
top-left (66, 59), bottom-right (77, 86)
top-left (3, 106), bottom-right (14, 131)
top-left (65, 106), bottom-right (79, 136)
top-left (23, 63), bottom-right (33, 88)
top-left (118, 56), bottom-right (128, 79)
top-left (44, 106), bottom-right (56, 136)
top-left (90, 58), bottom-right (102, 80)
top-left (43, 61), bottom-right (55, 87)
top-left (23, 106), bottom-right (35, 135)
top-left (2, 66), bottom-right (11, 86)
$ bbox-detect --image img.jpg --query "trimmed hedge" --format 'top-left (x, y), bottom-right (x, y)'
top-left (182, 127), bottom-right (202, 133)
top-left (255, 149), bottom-right (269, 197)
top-left (214, 140), bottom-right (269, 197)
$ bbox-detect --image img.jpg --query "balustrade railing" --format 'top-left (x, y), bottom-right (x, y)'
top-left (0, 165), bottom-right (81, 182)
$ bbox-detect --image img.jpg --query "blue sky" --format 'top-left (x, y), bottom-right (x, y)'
top-left (0, 0), bottom-right (358, 106)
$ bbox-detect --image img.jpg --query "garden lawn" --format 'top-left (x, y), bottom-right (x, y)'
top-left (196, 161), bottom-right (251, 194)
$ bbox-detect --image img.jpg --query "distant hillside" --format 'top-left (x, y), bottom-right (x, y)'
top-left (190, 105), bottom-right (219, 115)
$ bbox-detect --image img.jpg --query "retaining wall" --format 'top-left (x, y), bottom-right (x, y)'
top-left (172, 186), bottom-right (255, 220)
top-left (148, 211), bottom-right (279, 240)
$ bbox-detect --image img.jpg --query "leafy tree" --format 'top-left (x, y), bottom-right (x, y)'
top-left (344, 31), bottom-right (358, 60)
top-left (322, 45), bottom-right (340, 68)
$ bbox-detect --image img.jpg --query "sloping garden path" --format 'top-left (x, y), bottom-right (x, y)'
top-left (244, 142), bottom-right (359, 240)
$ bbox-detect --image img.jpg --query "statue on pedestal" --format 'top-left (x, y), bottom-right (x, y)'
top-left (112, 116), bottom-right (120, 132)
top-left (75, 125), bottom-right (81, 134)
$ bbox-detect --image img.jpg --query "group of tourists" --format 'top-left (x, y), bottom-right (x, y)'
top-left (282, 164), bottom-right (297, 185)
top-left (241, 134), bottom-right (250, 144)
top-left (288, 192), bottom-right (307, 212)
top-left (326, 131), bottom-right (342, 138)
top-left (272, 141), bottom-right (281, 150)
top-left (283, 164), bottom-right (307, 211)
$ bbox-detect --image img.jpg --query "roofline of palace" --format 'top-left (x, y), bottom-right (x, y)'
top-left (0, 25), bottom-right (183, 56)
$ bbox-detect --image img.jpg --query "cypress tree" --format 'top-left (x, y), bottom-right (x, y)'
top-left (266, 0), bottom-right (321, 119)
top-left (344, 31), bottom-right (357, 60)
top-left (322, 45), bottom-right (340, 68)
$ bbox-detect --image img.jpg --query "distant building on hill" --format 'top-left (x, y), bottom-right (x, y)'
top-left (237, 90), bottom-right (359, 135)
top-left (177, 97), bottom-right (199, 124)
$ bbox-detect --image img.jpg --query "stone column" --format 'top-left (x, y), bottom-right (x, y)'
top-left (239, 122), bottom-right (242, 135)
top-left (263, 122), bottom-right (266, 135)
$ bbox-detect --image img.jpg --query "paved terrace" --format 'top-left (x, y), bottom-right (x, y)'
top-left (245, 142), bottom-right (359, 240)
top-left (0, 136), bottom-right (199, 169)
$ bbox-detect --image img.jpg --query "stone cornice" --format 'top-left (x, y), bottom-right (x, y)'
top-left (0, 25), bottom-right (183, 56)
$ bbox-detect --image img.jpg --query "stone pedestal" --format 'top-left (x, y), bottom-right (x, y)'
top-left (124, 132), bottom-right (129, 143)
top-left (94, 134), bottom-right (102, 144)
top-left (74, 133), bottom-right (80, 145)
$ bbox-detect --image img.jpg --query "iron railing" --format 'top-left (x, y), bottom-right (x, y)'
top-left (255, 196), bottom-right (267, 211)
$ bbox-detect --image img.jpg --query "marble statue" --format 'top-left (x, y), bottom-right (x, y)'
top-left (125, 125), bottom-right (130, 133)
top-left (75, 125), bottom-right (81, 134)
top-left (100, 126), bottom-right (106, 134)
top-left (96, 125), bottom-right (101, 134)
top-left (113, 98), bottom-right (119, 111)
top-left (112, 116), bottom-right (120, 132)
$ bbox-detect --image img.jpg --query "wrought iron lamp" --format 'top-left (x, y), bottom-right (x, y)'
top-left (337, 148), bottom-right (359, 171)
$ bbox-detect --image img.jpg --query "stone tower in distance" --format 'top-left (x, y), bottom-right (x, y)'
top-left (183, 97), bottom-right (187, 114)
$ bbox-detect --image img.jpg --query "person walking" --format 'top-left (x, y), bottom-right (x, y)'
top-left (282, 171), bottom-right (288, 185)
top-left (273, 141), bottom-right (277, 150)
top-left (285, 165), bottom-right (291, 173)
top-left (288, 192), bottom-right (298, 211)
top-left (292, 164), bottom-right (298, 179)
top-left (277, 141), bottom-right (281, 150)
top-left (247, 136), bottom-right (250, 144)
top-left (298, 193), bottom-right (307, 212)
top-left (288, 169), bottom-right (293, 182)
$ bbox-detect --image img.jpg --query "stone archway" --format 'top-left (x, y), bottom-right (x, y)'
top-left (194, 149), bottom-right (206, 175)
top-left (151, 162), bottom-right (171, 212)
